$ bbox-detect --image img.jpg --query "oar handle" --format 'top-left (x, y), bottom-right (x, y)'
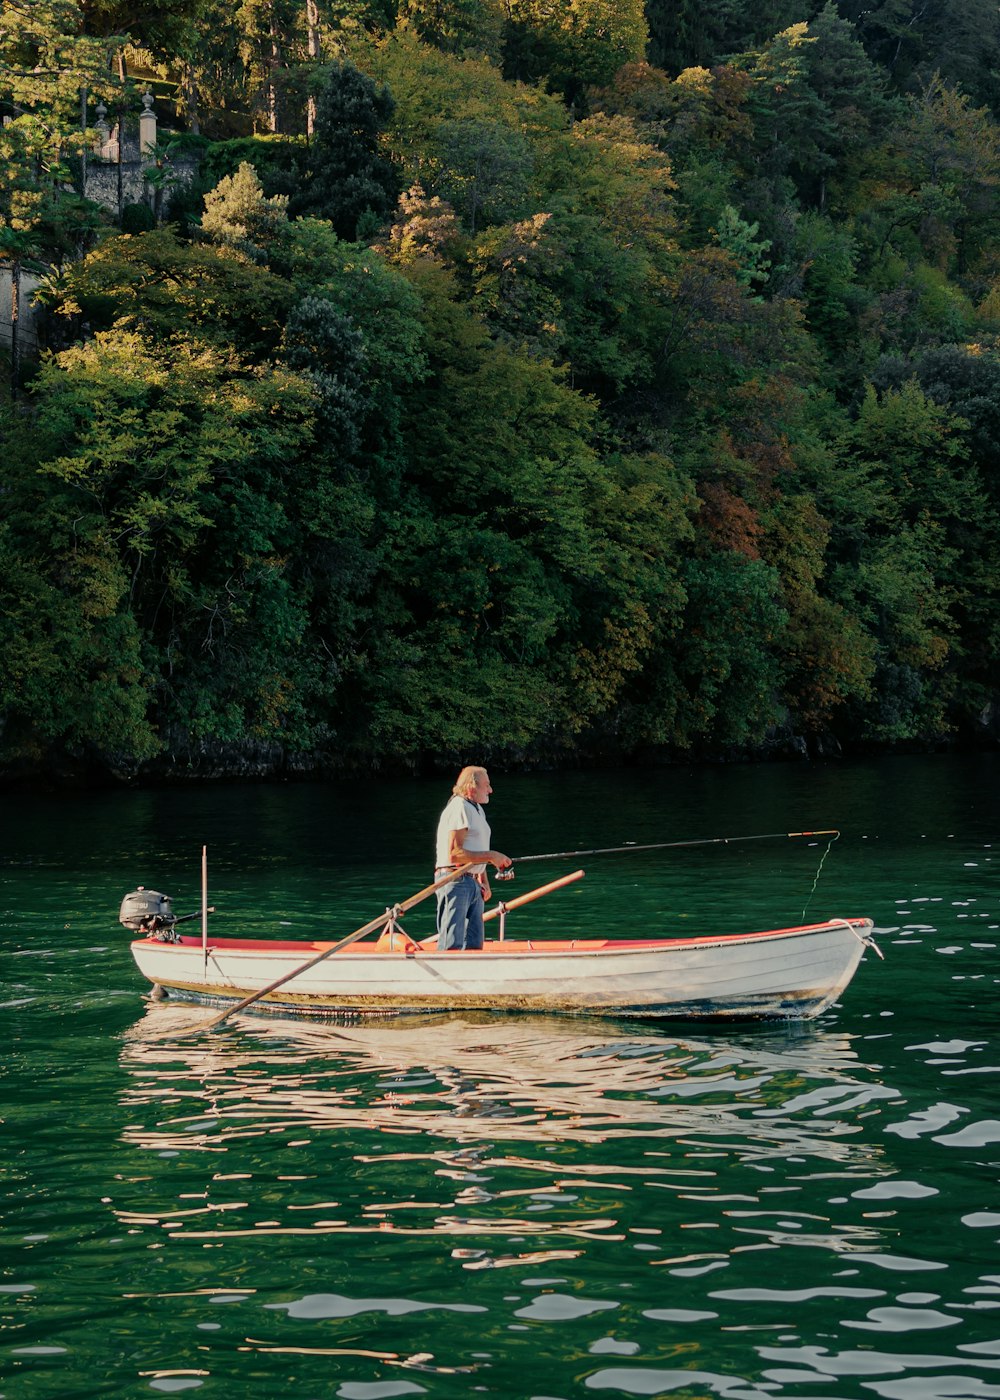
top-left (483, 869), bottom-right (583, 922)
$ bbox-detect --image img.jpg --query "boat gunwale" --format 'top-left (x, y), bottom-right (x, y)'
top-left (131, 916), bottom-right (874, 961)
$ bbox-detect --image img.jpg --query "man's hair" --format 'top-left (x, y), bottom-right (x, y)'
top-left (452, 766), bottom-right (486, 798)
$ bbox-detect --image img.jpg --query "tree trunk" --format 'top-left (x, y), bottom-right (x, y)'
top-left (10, 258), bottom-right (20, 402)
top-left (117, 106), bottom-right (124, 218)
top-left (116, 51), bottom-right (128, 221)
top-left (80, 86), bottom-right (88, 197)
top-left (306, 0), bottom-right (319, 136)
top-left (268, 9), bottom-right (281, 134)
top-left (183, 59), bottom-right (201, 135)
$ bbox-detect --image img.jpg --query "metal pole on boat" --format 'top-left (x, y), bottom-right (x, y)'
top-left (201, 845), bottom-right (208, 972)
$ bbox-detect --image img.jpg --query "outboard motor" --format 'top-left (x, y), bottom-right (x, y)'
top-left (119, 887), bottom-right (178, 940)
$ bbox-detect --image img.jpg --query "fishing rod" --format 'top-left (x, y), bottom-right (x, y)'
top-left (494, 829), bottom-right (840, 879)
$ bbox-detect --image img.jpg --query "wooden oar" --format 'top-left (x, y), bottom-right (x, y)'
top-left (483, 869), bottom-right (584, 923)
top-left (170, 870), bottom-right (461, 1037)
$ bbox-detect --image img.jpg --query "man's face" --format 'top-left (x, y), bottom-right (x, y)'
top-left (473, 771), bottom-right (493, 804)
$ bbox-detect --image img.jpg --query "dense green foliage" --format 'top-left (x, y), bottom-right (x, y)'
top-left (2, 0), bottom-right (1000, 776)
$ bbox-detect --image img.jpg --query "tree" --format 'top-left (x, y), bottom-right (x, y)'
top-left (791, 210), bottom-right (870, 388)
top-left (645, 0), bottom-right (803, 76)
top-left (0, 0), bottom-right (124, 127)
top-left (871, 343), bottom-right (1000, 714)
top-left (426, 118), bottom-right (534, 233)
top-left (469, 206), bottom-right (658, 395)
top-left (839, 0), bottom-right (1000, 112)
top-left (295, 234), bottom-right (429, 463)
top-left (0, 328), bottom-right (327, 765)
top-left (729, 8), bottom-right (896, 211)
top-left (589, 62), bottom-right (754, 248)
top-left (396, 0), bottom-right (504, 61)
top-left (200, 159), bottom-right (290, 257)
top-left (280, 293), bottom-right (367, 458)
top-left (333, 255), bottom-right (694, 758)
top-left (624, 551), bottom-right (788, 749)
top-left (45, 226), bottom-right (295, 355)
top-left (159, 0), bottom-right (261, 136)
top-left (712, 204), bottom-right (770, 290)
top-left (828, 380), bottom-right (985, 738)
top-left (876, 78), bottom-right (1000, 273)
top-left (384, 182), bottom-right (462, 263)
top-left (462, 111), bottom-right (678, 397)
top-left (290, 60), bottom-right (399, 238)
top-left (502, 0), bottom-right (648, 107)
top-left (898, 343), bottom-right (1000, 488)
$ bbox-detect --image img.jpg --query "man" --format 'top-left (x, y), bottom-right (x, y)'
top-left (434, 766), bottom-right (512, 950)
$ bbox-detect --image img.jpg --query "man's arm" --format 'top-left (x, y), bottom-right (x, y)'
top-left (448, 826), bottom-right (511, 870)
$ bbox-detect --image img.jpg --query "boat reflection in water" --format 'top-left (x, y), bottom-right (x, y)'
top-left (120, 1002), bottom-right (895, 1159)
top-left (115, 1005), bottom-right (897, 1276)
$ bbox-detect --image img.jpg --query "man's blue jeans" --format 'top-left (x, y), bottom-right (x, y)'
top-left (436, 872), bottom-right (484, 950)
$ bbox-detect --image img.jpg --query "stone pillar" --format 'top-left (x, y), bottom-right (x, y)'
top-left (94, 102), bottom-right (110, 155)
top-left (139, 91), bottom-right (157, 157)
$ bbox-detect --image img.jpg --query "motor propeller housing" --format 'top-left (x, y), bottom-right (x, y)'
top-left (119, 887), bottom-right (176, 934)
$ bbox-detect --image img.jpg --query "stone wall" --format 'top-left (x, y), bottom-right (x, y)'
top-left (0, 266), bottom-right (42, 358)
top-left (85, 152), bottom-right (151, 211)
top-left (83, 143), bottom-right (200, 215)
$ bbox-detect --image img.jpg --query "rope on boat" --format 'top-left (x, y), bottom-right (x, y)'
top-left (826, 916), bottom-right (882, 958)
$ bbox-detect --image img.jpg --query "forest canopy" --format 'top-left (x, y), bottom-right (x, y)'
top-left (2, 0), bottom-right (999, 778)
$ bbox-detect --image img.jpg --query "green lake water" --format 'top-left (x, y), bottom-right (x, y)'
top-left (3, 754), bottom-right (1000, 1399)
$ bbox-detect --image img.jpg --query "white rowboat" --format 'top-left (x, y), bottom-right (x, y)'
top-left (129, 913), bottom-right (877, 1023)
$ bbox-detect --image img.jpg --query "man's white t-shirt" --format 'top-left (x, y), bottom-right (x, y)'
top-left (436, 796), bottom-right (491, 874)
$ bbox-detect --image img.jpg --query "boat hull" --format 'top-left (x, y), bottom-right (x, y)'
top-left (130, 917), bottom-right (876, 1022)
